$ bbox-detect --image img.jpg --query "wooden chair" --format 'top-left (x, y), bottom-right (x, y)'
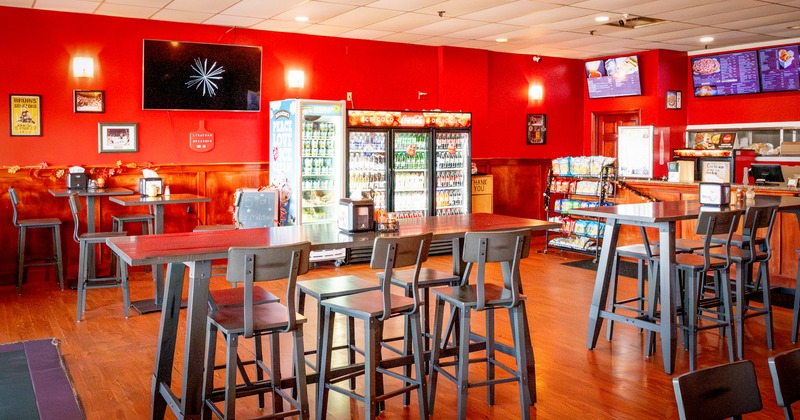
top-left (769, 347), bottom-right (800, 420)
top-left (672, 360), bottom-right (762, 420)
top-left (428, 228), bottom-right (533, 419)
top-left (316, 233), bottom-right (431, 420)
top-left (706, 204), bottom-right (777, 359)
top-left (68, 193), bottom-right (129, 322)
top-left (674, 209), bottom-right (740, 371)
top-left (202, 241), bottom-right (311, 419)
top-left (9, 187), bottom-right (64, 294)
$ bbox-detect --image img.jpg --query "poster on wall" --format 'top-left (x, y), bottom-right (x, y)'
top-left (9, 94), bottom-right (41, 136)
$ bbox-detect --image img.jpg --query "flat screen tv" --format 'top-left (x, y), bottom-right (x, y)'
top-left (585, 55), bottom-right (642, 99)
top-left (758, 45), bottom-right (799, 93)
top-left (691, 51), bottom-right (759, 97)
top-left (143, 40), bottom-right (262, 111)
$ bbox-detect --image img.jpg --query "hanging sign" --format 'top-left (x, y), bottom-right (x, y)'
top-left (189, 120), bottom-right (215, 152)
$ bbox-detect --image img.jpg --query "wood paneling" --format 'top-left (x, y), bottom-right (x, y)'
top-left (474, 158), bottom-right (550, 220)
top-left (0, 163), bottom-right (269, 285)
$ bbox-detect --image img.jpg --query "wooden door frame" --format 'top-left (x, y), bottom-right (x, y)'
top-left (590, 109), bottom-right (641, 156)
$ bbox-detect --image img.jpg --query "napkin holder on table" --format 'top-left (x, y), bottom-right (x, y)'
top-left (67, 173), bottom-right (87, 189)
top-left (138, 178), bottom-right (163, 196)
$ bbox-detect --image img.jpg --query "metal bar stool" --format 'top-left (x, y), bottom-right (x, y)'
top-left (69, 193), bottom-right (129, 322)
top-left (202, 241), bottom-right (311, 419)
top-left (9, 187), bottom-right (64, 294)
top-left (673, 360), bottom-right (763, 420)
top-left (428, 228), bottom-right (533, 419)
top-left (768, 347), bottom-right (800, 420)
top-left (316, 233), bottom-right (431, 420)
top-left (794, 249), bottom-right (800, 345)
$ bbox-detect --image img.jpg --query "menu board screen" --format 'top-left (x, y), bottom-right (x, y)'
top-left (759, 46), bottom-right (799, 92)
top-left (691, 51), bottom-right (760, 96)
top-left (585, 55), bottom-right (642, 99)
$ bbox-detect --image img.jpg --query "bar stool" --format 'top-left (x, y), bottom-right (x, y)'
top-left (9, 187), bottom-right (64, 294)
top-left (793, 249), bottom-right (800, 344)
top-left (69, 193), bottom-right (129, 322)
top-left (202, 241), bottom-right (311, 419)
top-left (705, 204), bottom-right (777, 359)
top-left (674, 209), bottom-right (740, 371)
top-left (428, 229), bottom-right (533, 419)
top-left (111, 206), bottom-right (154, 235)
top-left (316, 233), bottom-right (431, 420)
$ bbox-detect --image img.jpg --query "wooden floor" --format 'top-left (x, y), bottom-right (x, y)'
top-left (1, 237), bottom-right (798, 419)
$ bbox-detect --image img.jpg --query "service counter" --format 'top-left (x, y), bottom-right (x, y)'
top-left (614, 179), bottom-right (800, 286)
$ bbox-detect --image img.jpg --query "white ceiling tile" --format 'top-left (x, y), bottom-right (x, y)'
top-left (166, 0), bottom-right (239, 14)
top-left (365, 0), bottom-right (445, 12)
top-left (150, 9), bottom-right (214, 24)
top-left (271, 1), bottom-right (358, 23)
top-left (451, 39), bottom-right (498, 49)
top-left (95, 3), bottom-right (158, 19)
top-left (294, 24), bottom-right (354, 37)
top-left (335, 27), bottom-right (395, 40)
top-left (0, 0), bottom-right (35, 6)
top-left (650, 0), bottom-right (765, 21)
top-left (716, 11), bottom-right (800, 31)
top-left (34, 0), bottom-right (99, 14)
top-left (412, 35), bottom-right (464, 46)
top-left (376, 32), bottom-right (432, 44)
top-left (405, 17), bottom-right (482, 36)
top-left (445, 23), bottom-right (524, 40)
top-left (203, 14), bottom-right (264, 28)
top-left (320, 7), bottom-right (403, 27)
top-left (501, 5), bottom-right (597, 27)
top-left (364, 12), bottom-right (442, 31)
top-left (105, 0), bottom-right (169, 6)
top-left (221, 0), bottom-right (305, 19)
top-left (249, 19), bottom-right (309, 32)
top-left (414, 0), bottom-right (515, 17)
top-left (458, 0), bottom-right (556, 23)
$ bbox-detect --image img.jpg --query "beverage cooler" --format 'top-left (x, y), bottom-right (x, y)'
top-left (345, 109), bottom-right (472, 220)
top-left (268, 99), bottom-right (345, 227)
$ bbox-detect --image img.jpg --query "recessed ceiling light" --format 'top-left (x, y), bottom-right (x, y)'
top-left (496, 38), bottom-right (508, 43)
top-left (295, 16), bottom-right (309, 22)
top-left (594, 16), bottom-right (609, 23)
top-left (700, 36), bottom-right (714, 43)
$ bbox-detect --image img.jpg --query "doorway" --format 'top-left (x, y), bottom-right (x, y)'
top-left (592, 110), bottom-right (641, 158)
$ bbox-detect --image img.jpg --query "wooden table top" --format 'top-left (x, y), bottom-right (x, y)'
top-left (106, 212), bottom-right (559, 267)
top-left (48, 187), bottom-right (133, 197)
top-left (108, 193), bottom-right (211, 206)
top-left (570, 195), bottom-right (800, 223)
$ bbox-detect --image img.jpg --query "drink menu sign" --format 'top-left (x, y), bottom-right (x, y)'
top-left (691, 51), bottom-right (760, 96)
top-left (758, 45), bottom-right (799, 92)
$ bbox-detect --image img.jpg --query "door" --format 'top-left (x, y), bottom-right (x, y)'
top-left (592, 111), bottom-right (640, 158)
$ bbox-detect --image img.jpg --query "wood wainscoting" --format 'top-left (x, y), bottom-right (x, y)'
top-left (0, 162), bottom-right (268, 285)
top-left (472, 157), bottom-right (551, 220)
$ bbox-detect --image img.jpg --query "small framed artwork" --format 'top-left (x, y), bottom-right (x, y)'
top-left (74, 90), bottom-right (105, 113)
top-left (526, 114), bottom-right (546, 145)
top-left (98, 122), bottom-right (138, 153)
top-left (666, 90), bottom-right (682, 110)
top-left (9, 94), bottom-right (42, 136)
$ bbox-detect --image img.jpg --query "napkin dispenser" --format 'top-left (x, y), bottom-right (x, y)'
top-left (67, 173), bottom-right (87, 189)
top-left (338, 199), bottom-right (374, 232)
top-left (138, 177), bottom-right (163, 196)
top-left (699, 182), bottom-right (731, 206)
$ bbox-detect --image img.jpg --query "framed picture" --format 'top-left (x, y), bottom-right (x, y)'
top-left (98, 122), bottom-right (138, 153)
top-left (526, 114), bottom-right (546, 145)
top-left (74, 90), bottom-right (105, 113)
top-left (9, 94), bottom-right (42, 136)
top-left (666, 90), bottom-right (682, 109)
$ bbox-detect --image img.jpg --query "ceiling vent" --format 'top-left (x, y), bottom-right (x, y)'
top-left (606, 16), bottom-right (665, 29)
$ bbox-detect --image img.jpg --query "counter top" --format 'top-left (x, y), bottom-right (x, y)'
top-left (617, 178), bottom-right (800, 193)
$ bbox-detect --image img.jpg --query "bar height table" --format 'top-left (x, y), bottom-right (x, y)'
top-left (106, 213), bottom-right (558, 420)
top-left (109, 193), bottom-right (211, 314)
top-left (571, 195), bottom-right (800, 375)
top-left (49, 187), bottom-right (134, 233)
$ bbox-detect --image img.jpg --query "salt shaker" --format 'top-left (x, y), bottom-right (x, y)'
top-left (164, 185), bottom-right (171, 198)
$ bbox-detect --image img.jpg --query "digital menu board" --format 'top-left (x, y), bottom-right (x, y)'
top-left (585, 55), bottom-right (642, 99)
top-left (759, 45), bottom-right (799, 93)
top-left (691, 51), bottom-right (760, 96)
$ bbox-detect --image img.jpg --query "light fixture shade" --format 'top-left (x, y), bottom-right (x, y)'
top-left (72, 57), bottom-right (94, 78)
top-left (287, 70), bottom-right (305, 88)
top-left (529, 85), bottom-right (543, 100)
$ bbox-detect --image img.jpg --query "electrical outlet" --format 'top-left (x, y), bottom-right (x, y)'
top-left (346, 92), bottom-right (353, 101)
top-left (187, 205), bottom-right (193, 214)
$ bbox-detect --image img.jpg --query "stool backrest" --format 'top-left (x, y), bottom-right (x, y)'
top-left (68, 193), bottom-right (83, 242)
top-left (695, 209), bottom-right (740, 272)
top-left (8, 187), bottom-right (20, 227)
top-left (461, 228), bottom-right (532, 311)
top-left (370, 232), bottom-right (433, 321)
top-left (768, 347), bottom-right (800, 419)
top-left (226, 241), bottom-right (311, 337)
top-left (673, 360), bottom-right (762, 420)
top-left (741, 205), bottom-right (777, 262)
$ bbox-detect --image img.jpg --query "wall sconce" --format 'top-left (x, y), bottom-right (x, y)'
top-left (72, 57), bottom-right (94, 78)
top-left (287, 70), bottom-right (305, 88)
top-left (529, 85), bottom-right (543, 100)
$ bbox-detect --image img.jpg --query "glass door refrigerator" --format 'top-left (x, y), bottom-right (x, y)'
top-left (269, 99), bottom-right (345, 227)
top-left (345, 110), bottom-right (472, 220)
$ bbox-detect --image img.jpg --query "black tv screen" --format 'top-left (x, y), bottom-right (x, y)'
top-left (691, 51), bottom-right (759, 97)
top-left (143, 40), bottom-right (262, 111)
top-left (585, 55), bottom-right (642, 99)
top-left (759, 45), bottom-right (799, 93)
